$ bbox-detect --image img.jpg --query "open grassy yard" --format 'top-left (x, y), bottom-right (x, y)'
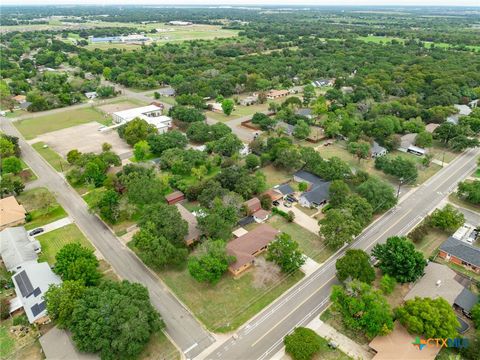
top-left (37, 224), bottom-right (94, 265)
top-left (428, 142), bottom-right (459, 164)
top-left (316, 141), bottom-right (441, 185)
top-left (15, 107), bottom-right (108, 139)
top-left (139, 331), bottom-right (180, 360)
top-left (0, 318), bottom-right (41, 360)
top-left (156, 262), bottom-right (303, 332)
top-left (312, 336), bottom-right (352, 360)
top-left (449, 193), bottom-right (480, 213)
top-left (260, 164), bottom-right (292, 187)
top-left (206, 102), bottom-right (270, 122)
top-left (32, 141), bottom-right (70, 172)
top-left (413, 228), bottom-right (450, 258)
top-left (18, 187), bottom-right (68, 230)
top-left (268, 216), bottom-right (334, 263)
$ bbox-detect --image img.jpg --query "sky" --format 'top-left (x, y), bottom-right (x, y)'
top-left (1, 0), bottom-right (479, 6)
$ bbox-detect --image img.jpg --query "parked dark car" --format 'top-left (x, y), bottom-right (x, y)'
top-left (272, 200), bottom-right (280, 206)
top-left (29, 228), bottom-right (44, 236)
top-left (285, 195), bottom-right (298, 203)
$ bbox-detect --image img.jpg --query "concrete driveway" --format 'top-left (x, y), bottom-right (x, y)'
top-left (277, 202), bottom-right (320, 234)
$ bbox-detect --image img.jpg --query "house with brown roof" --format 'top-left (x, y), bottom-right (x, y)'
top-left (13, 95), bottom-right (27, 103)
top-left (266, 90), bottom-right (289, 100)
top-left (175, 203), bottom-right (202, 246)
top-left (262, 189), bottom-right (283, 202)
top-left (226, 224), bottom-right (280, 276)
top-left (165, 191), bottom-right (185, 205)
top-left (244, 197), bottom-right (261, 215)
top-left (0, 196), bottom-right (26, 231)
top-left (252, 209), bottom-right (270, 223)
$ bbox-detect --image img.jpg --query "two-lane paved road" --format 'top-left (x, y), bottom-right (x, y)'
top-left (1, 118), bottom-right (215, 358)
top-left (202, 147), bottom-right (480, 360)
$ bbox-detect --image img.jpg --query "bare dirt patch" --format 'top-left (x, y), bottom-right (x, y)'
top-left (97, 101), bottom-right (140, 114)
top-left (32, 122), bottom-right (132, 159)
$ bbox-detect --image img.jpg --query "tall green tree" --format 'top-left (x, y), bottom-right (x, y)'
top-left (119, 118), bottom-right (158, 146)
top-left (188, 240), bottom-right (235, 284)
top-left (132, 222), bottom-right (188, 268)
top-left (372, 236), bottom-right (426, 283)
top-left (45, 280), bottom-right (86, 328)
top-left (331, 280), bottom-right (394, 338)
top-left (69, 280), bottom-right (162, 360)
top-left (221, 98), bottom-right (235, 116)
top-left (335, 249), bottom-right (375, 284)
top-left (54, 243), bottom-right (101, 286)
top-left (429, 204), bottom-right (464, 232)
top-left (458, 180), bottom-right (480, 204)
top-left (267, 233), bottom-right (305, 273)
top-left (356, 177), bottom-right (397, 213)
top-left (395, 297), bottom-right (460, 339)
top-left (319, 209), bottom-right (362, 249)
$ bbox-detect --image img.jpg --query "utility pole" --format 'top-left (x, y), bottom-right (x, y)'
top-left (396, 177), bottom-right (404, 200)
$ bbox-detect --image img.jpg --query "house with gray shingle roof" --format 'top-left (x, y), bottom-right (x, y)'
top-left (294, 170), bottom-right (331, 208)
top-left (439, 236), bottom-right (480, 273)
top-left (0, 227), bottom-right (40, 272)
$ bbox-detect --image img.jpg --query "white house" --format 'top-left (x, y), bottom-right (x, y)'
top-left (371, 141), bottom-right (387, 158)
top-left (11, 262), bottom-right (62, 323)
top-left (240, 143), bottom-right (251, 156)
top-left (446, 104), bottom-right (472, 125)
top-left (84, 91), bottom-right (97, 100)
top-left (112, 105), bottom-right (172, 133)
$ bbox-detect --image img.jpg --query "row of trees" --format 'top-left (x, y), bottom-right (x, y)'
top-left (45, 243), bottom-right (162, 359)
top-left (0, 134), bottom-right (25, 198)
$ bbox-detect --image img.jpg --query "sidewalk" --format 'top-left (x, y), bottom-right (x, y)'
top-left (272, 317), bottom-right (373, 360)
top-left (33, 217), bottom-right (73, 233)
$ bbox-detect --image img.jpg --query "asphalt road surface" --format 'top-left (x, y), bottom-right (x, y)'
top-left (0, 118), bottom-right (215, 358)
top-left (202, 146), bottom-right (480, 360)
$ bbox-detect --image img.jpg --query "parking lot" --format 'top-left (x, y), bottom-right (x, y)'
top-left (30, 121), bottom-right (132, 159)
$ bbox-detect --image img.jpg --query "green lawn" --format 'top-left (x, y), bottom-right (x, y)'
top-left (0, 321), bottom-right (15, 358)
top-left (317, 141), bottom-right (441, 185)
top-left (15, 107), bottom-right (107, 139)
top-left (32, 141), bottom-right (70, 172)
top-left (413, 228), bottom-right (450, 258)
top-left (448, 193), bottom-right (480, 213)
top-left (82, 187), bottom-right (107, 209)
top-left (151, 259), bottom-right (303, 332)
top-left (313, 335), bottom-right (352, 360)
top-left (206, 102), bottom-right (270, 122)
top-left (428, 142), bottom-right (459, 164)
top-left (260, 164), bottom-right (292, 187)
top-left (140, 331), bottom-right (180, 360)
top-left (357, 35), bottom-right (480, 52)
top-left (268, 215), bottom-right (333, 263)
top-left (17, 187), bottom-right (68, 230)
top-left (37, 224), bottom-right (94, 265)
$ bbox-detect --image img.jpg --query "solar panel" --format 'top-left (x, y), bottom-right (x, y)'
top-left (33, 287), bottom-right (41, 297)
top-left (31, 301), bottom-right (46, 318)
top-left (31, 304), bottom-right (40, 317)
top-left (14, 270), bottom-right (34, 297)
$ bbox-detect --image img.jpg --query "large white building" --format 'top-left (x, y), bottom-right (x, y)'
top-left (112, 105), bottom-right (172, 133)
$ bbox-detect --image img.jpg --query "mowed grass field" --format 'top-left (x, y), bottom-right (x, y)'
top-left (18, 187), bottom-right (68, 230)
top-left (32, 141), bottom-right (70, 172)
top-left (268, 216), bottom-right (334, 263)
top-left (158, 265), bottom-right (303, 332)
top-left (15, 107), bottom-right (108, 139)
top-left (37, 224), bottom-right (94, 265)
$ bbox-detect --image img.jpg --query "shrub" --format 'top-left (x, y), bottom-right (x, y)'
top-left (380, 274), bottom-right (397, 295)
top-left (284, 327), bottom-right (323, 360)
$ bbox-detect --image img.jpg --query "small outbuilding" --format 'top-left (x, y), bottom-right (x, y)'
top-left (165, 191), bottom-right (185, 205)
